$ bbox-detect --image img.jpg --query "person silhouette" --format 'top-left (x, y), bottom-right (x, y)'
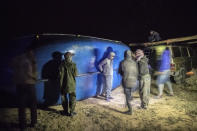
top-left (11, 48), bottom-right (38, 130)
top-left (95, 47), bottom-right (113, 98)
top-left (98, 51), bottom-right (116, 102)
top-left (41, 51), bottom-right (62, 108)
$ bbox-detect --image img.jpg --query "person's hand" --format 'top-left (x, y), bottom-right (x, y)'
top-left (99, 70), bottom-right (103, 73)
top-left (154, 71), bottom-right (164, 75)
top-left (136, 56), bottom-right (143, 61)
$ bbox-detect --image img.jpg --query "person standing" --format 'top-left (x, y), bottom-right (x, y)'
top-left (59, 51), bottom-right (78, 116)
top-left (98, 52), bottom-right (115, 102)
top-left (118, 50), bottom-right (138, 115)
top-left (12, 49), bottom-right (38, 130)
top-left (156, 47), bottom-right (173, 98)
top-left (135, 49), bottom-right (151, 109)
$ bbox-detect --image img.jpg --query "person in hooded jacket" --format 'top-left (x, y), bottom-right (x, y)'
top-left (98, 52), bottom-right (115, 102)
top-left (155, 47), bottom-right (173, 98)
top-left (59, 51), bottom-right (78, 116)
top-left (118, 50), bottom-right (138, 115)
top-left (135, 49), bottom-right (151, 109)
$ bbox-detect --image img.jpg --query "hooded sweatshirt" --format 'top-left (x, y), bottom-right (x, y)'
top-left (118, 50), bottom-right (138, 88)
top-left (98, 52), bottom-right (115, 76)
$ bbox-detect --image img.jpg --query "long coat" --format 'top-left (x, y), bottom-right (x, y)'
top-left (59, 60), bottom-right (78, 93)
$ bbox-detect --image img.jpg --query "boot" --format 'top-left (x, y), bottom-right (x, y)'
top-left (125, 104), bottom-right (132, 115)
top-left (70, 112), bottom-right (77, 117)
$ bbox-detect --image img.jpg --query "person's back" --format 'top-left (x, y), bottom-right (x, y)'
top-left (159, 49), bottom-right (171, 72)
top-left (119, 52), bottom-right (138, 88)
top-left (118, 50), bottom-right (138, 115)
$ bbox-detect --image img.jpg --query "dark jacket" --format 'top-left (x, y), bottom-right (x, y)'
top-left (137, 56), bottom-right (149, 77)
top-left (118, 50), bottom-right (138, 88)
top-left (12, 53), bottom-right (37, 85)
top-left (148, 31), bottom-right (161, 42)
top-left (59, 59), bottom-right (78, 93)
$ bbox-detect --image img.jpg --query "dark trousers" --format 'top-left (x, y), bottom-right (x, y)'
top-left (124, 88), bottom-right (132, 111)
top-left (16, 84), bottom-right (37, 129)
top-left (62, 92), bottom-right (76, 114)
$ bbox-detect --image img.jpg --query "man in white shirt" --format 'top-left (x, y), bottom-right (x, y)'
top-left (98, 52), bottom-right (115, 102)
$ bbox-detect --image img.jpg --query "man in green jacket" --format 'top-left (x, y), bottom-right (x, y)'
top-left (59, 51), bottom-right (78, 116)
top-left (135, 49), bottom-right (151, 109)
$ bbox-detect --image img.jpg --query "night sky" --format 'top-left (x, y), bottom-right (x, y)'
top-left (3, 0), bottom-right (197, 43)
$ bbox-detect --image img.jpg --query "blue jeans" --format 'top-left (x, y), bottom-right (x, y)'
top-left (156, 70), bottom-right (173, 96)
top-left (102, 75), bottom-right (113, 98)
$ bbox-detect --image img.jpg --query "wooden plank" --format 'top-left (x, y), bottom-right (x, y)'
top-left (129, 35), bottom-right (197, 47)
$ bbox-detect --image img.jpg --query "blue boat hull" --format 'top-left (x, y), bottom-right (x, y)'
top-left (0, 34), bottom-right (130, 105)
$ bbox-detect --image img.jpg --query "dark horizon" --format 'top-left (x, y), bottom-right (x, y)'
top-left (3, 0), bottom-right (197, 44)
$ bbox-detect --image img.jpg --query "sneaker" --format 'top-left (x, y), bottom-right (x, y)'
top-left (155, 95), bottom-right (162, 99)
top-left (169, 93), bottom-right (174, 96)
top-left (60, 111), bottom-right (70, 116)
top-left (100, 94), bottom-right (106, 97)
top-left (124, 110), bottom-right (132, 115)
top-left (105, 98), bottom-right (110, 102)
top-left (141, 106), bottom-right (147, 109)
top-left (94, 95), bottom-right (99, 98)
top-left (108, 96), bottom-right (113, 99)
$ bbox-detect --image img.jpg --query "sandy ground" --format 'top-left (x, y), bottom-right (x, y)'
top-left (0, 74), bottom-right (197, 131)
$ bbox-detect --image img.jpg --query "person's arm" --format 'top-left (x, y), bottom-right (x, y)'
top-left (98, 59), bottom-right (107, 72)
top-left (25, 60), bottom-right (37, 81)
top-left (73, 63), bottom-right (78, 77)
top-left (136, 55), bottom-right (143, 62)
top-left (154, 71), bottom-right (164, 75)
top-left (59, 64), bottom-right (64, 94)
top-left (118, 62), bottom-right (123, 76)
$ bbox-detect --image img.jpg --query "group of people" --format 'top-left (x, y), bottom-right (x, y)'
top-left (12, 49), bottom-right (78, 130)
top-left (96, 47), bottom-right (173, 115)
top-left (12, 44), bottom-right (173, 130)
top-left (96, 49), bottom-right (151, 115)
